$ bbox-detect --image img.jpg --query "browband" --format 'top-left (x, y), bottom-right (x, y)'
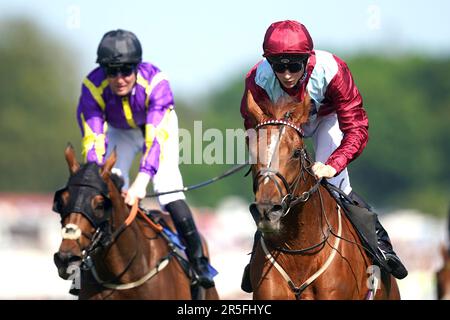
top-left (255, 119), bottom-right (304, 136)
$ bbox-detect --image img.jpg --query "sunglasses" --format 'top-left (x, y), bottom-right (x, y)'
top-left (104, 64), bottom-right (136, 78)
top-left (271, 62), bottom-right (304, 73)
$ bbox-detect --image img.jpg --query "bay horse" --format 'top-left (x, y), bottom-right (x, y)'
top-left (244, 91), bottom-right (400, 299)
top-left (437, 244), bottom-right (450, 300)
top-left (53, 145), bottom-right (219, 300)
top-left (437, 212), bottom-right (450, 299)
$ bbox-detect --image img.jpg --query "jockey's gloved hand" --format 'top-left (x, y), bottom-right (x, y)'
top-left (125, 172), bottom-right (150, 206)
top-left (311, 162), bottom-right (337, 179)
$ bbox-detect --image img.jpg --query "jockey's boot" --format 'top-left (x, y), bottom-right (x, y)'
top-left (375, 218), bottom-right (408, 279)
top-left (348, 191), bottom-right (408, 279)
top-left (347, 190), bottom-right (372, 211)
top-left (166, 200), bottom-right (215, 289)
top-left (241, 230), bottom-right (262, 293)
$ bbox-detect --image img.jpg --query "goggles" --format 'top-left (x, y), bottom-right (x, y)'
top-left (103, 64), bottom-right (137, 77)
top-left (271, 62), bottom-right (304, 73)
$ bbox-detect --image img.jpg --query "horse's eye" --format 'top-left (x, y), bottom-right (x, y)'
top-left (292, 149), bottom-right (302, 159)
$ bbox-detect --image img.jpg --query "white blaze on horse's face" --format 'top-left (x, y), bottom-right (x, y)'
top-left (264, 128), bottom-right (283, 183)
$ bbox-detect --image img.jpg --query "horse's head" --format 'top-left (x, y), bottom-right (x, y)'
top-left (246, 90), bottom-right (312, 234)
top-left (53, 145), bottom-right (120, 280)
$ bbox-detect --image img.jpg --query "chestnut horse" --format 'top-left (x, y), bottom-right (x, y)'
top-left (437, 212), bottom-right (450, 300)
top-left (245, 91), bottom-right (400, 300)
top-left (53, 145), bottom-right (219, 300)
top-left (437, 245), bottom-right (450, 300)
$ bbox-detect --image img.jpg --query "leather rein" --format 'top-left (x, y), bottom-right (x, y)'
top-left (253, 115), bottom-right (333, 254)
top-left (62, 196), bottom-right (170, 291)
top-left (252, 116), bottom-right (343, 299)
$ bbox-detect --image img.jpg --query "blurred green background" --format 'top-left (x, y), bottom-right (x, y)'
top-left (0, 17), bottom-right (448, 216)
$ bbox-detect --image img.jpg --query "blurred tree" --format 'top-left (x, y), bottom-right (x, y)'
top-left (0, 19), bottom-right (448, 216)
top-left (177, 56), bottom-right (450, 216)
top-left (176, 82), bottom-right (254, 208)
top-left (348, 56), bottom-right (450, 216)
top-left (0, 19), bottom-right (80, 192)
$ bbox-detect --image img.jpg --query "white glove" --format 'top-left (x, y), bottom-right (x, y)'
top-left (125, 172), bottom-right (151, 206)
top-left (111, 168), bottom-right (123, 177)
top-left (311, 161), bottom-right (337, 179)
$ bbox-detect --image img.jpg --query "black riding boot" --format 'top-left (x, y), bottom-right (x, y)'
top-left (348, 190), bottom-right (372, 210)
top-left (166, 200), bottom-right (215, 289)
top-left (241, 230), bottom-right (261, 293)
top-left (348, 191), bottom-right (408, 279)
top-left (375, 218), bottom-right (408, 279)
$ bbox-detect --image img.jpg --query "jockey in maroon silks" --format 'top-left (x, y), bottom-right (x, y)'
top-left (240, 20), bottom-right (407, 292)
top-left (76, 29), bottom-right (215, 288)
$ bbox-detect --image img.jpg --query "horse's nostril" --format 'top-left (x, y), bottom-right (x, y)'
top-left (57, 251), bottom-right (80, 264)
top-left (68, 255), bottom-right (82, 264)
top-left (263, 204), bottom-right (284, 222)
top-left (271, 204), bottom-right (283, 212)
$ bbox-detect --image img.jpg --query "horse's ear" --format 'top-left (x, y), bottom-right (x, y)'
top-left (101, 149), bottom-right (117, 179)
top-left (246, 90), bottom-right (266, 125)
top-left (292, 94), bottom-right (312, 125)
top-left (64, 143), bottom-right (80, 174)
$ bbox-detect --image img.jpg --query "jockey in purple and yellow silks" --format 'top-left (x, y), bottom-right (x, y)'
top-left (76, 29), bottom-right (215, 289)
top-left (77, 62), bottom-right (172, 182)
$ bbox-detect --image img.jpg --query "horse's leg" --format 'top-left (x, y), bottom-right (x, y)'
top-left (204, 287), bottom-right (220, 300)
top-left (373, 271), bottom-right (400, 300)
top-left (377, 274), bottom-right (400, 300)
top-left (388, 277), bottom-right (401, 300)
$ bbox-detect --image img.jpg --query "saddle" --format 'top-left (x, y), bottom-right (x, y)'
top-left (141, 208), bottom-right (218, 285)
top-left (321, 182), bottom-right (391, 273)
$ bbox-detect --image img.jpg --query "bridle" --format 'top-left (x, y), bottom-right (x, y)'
top-left (54, 172), bottom-right (170, 291)
top-left (251, 114), bottom-right (344, 299)
top-left (54, 180), bottom-right (133, 259)
top-left (252, 114), bottom-right (322, 219)
top-left (251, 113), bottom-right (334, 255)
top-left (79, 202), bottom-right (172, 291)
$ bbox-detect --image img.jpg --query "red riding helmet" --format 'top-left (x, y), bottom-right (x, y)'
top-left (263, 20), bottom-right (314, 59)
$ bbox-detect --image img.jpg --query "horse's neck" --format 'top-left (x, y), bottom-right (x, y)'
top-left (283, 183), bottom-right (334, 247)
top-left (100, 193), bottom-right (151, 280)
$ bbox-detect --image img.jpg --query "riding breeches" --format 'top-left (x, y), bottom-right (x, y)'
top-left (301, 113), bottom-right (352, 194)
top-left (105, 110), bottom-right (186, 208)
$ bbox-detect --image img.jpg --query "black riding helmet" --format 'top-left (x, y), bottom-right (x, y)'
top-left (96, 29), bottom-right (142, 66)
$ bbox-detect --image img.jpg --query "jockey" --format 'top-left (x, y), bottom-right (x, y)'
top-left (76, 29), bottom-right (214, 289)
top-left (240, 20), bottom-right (407, 291)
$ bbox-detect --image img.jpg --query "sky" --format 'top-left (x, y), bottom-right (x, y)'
top-left (1, 0), bottom-right (449, 97)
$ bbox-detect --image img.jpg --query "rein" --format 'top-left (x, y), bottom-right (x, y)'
top-left (79, 202), bottom-right (170, 290)
top-left (253, 116), bottom-right (322, 220)
top-left (145, 162), bottom-right (249, 198)
top-left (252, 115), bottom-right (342, 297)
